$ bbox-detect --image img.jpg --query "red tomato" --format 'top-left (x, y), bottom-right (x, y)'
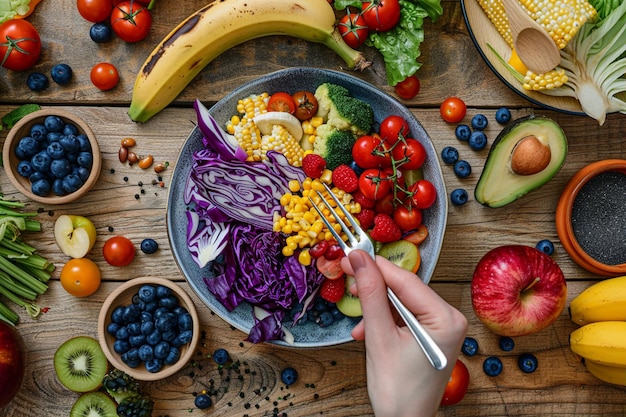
top-left (267, 92), bottom-right (297, 114)
top-left (379, 115), bottom-right (410, 146)
top-left (359, 169), bottom-right (392, 200)
top-left (374, 191), bottom-right (395, 215)
top-left (111, 1), bottom-right (152, 43)
top-left (440, 359), bottom-right (470, 406)
top-left (395, 75), bottom-right (420, 100)
top-left (77, 0), bottom-right (113, 23)
top-left (440, 97), bottom-right (467, 123)
top-left (90, 62), bottom-right (119, 91)
top-left (112, 0), bottom-right (151, 4)
top-left (103, 236), bottom-right (136, 266)
top-left (403, 223), bottom-right (428, 245)
top-left (362, 0), bottom-right (401, 32)
top-left (352, 135), bottom-right (391, 169)
top-left (393, 205), bottom-right (423, 232)
top-left (292, 90), bottom-right (318, 121)
top-left (392, 138), bottom-right (426, 170)
top-left (338, 12), bottom-right (369, 49)
top-left (0, 19), bottom-right (41, 71)
top-left (408, 179), bottom-right (437, 209)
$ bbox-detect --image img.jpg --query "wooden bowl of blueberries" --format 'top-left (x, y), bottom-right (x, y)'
top-left (97, 277), bottom-right (200, 381)
top-left (2, 109), bottom-right (101, 204)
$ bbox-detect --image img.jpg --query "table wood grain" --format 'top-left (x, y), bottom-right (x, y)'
top-left (1, 0), bottom-right (626, 416)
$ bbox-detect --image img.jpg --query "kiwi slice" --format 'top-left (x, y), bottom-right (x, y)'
top-left (54, 336), bottom-right (108, 393)
top-left (377, 240), bottom-right (419, 272)
top-left (336, 275), bottom-right (363, 317)
top-left (70, 392), bottom-right (117, 417)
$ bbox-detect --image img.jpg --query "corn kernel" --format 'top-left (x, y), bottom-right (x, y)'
top-left (282, 246), bottom-right (294, 257)
top-left (298, 249), bottom-right (312, 266)
top-left (288, 180), bottom-right (301, 193)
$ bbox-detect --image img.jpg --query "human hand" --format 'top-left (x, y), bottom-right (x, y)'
top-left (341, 250), bottom-right (468, 417)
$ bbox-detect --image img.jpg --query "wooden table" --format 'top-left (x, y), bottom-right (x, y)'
top-left (2, 1), bottom-right (626, 416)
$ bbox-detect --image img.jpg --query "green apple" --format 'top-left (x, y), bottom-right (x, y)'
top-left (54, 215), bottom-right (97, 258)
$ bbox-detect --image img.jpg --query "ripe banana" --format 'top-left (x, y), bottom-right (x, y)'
top-left (128, 0), bottom-right (370, 123)
top-left (584, 359), bottom-right (626, 386)
top-left (569, 321), bottom-right (626, 367)
top-left (569, 276), bottom-right (626, 325)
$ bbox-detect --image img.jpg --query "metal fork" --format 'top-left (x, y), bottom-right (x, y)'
top-left (310, 183), bottom-right (448, 371)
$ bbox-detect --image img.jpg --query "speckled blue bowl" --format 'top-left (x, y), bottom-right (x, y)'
top-left (166, 67), bottom-right (448, 347)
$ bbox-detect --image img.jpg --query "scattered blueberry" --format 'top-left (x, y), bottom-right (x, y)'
top-left (518, 353), bottom-right (538, 373)
top-left (499, 336), bottom-right (515, 352)
top-left (453, 160), bottom-right (472, 178)
top-left (213, 348), bottom-right (230, 365)
top-left (140, 238), bottom-right (159, 254)
top-left (461, 337), bottom-right (479, 356)
top-left (348, 160), bottom-right (365, 176)
top-left (468, 131), bottom-right (488, 151)
top-left (483, 356), bottom-right (503, 377)
top-left (450, 188), bottom-right (469, 206)
top-left (495, 107), bottom-right (511, 124)
top-left (89, 22), bottom-right (113, 43)
top-left (471, 114), bottom-right (488, 130)
top-left (51, 63), bottom-right (73, 85)
top-left (316, 311), bottom-right (334, 327)
top-left (26, 72), bottom-right (49, 91)
top-left (536, 239), bottom-right (555, 256)
top-left (441, 146), bottom-right (459, 164)
top-left (194, 393), bottom-right (212, 409)
top-left (455, 124), bottom-right (472, 141)
top-left (280, 367), bottom-right (298, 386)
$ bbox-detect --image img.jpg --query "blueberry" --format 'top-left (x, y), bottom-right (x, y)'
top-left (518, 353), bottom-right (538, 373)
top-left (44, 115), bottom-right (64, 132)
top-left (140, 321), bottom-right (155, 336)
top-left (450, 188), bottom-right (469, 206)
top-left (107, 322), bottom-right (120, 336)
top-left (159, 295), bottom-right (179, 310)
top-left (175, 330), bottom-right (193, 345)
top-left (146, 329), bottom-right (161, 345)
top-left (154, 341), bottom-right (171, 359)
top-left (26, 72), bottom-right (49, 91)
top-left (17, 160), bottom-right (33, 177)
top-left (29, 171), bottom-right (47, 183)
top-left (122, 304), bottom-right (141, 323)
top-left (280, 367), bottom-right (298, 386)
top-left (129, 334), bottom-right (147, 348)
top-left (115, 326), bottom-right (130, 340)
top-left (453, 160), bottom-right (472, 178)
top-left (113, 339), bottom-right (131, 354)
top-left (51, 63), bottom-right (73, 85)
top-left (145, 358), bottom-right (163, 373)
top-left (536, 239), bottom-right (555, 256)
top-left (30, 124), bottom-right (48, 141)
top-left (140, 311), bottom-right (153, 323)
top-left (317, 311), bottom-right (334, 327)
top-left (63, 123), bottom-right (79, 136)
top-left (461, 337), bottom-right (479, 356)
top-left (62, 174), bottom-right (83, 193)
top-left (31, 178), bottom-right (51, 196)
top-left (471, 114), bottom-right (488, 130)
top-left (138, 344), bottom-right (154, 361)
top-left (49, 158), bottom-right (70, 178)
top-left (46, 142), bottom-right (65, 159)
top-left (76, 134), bottom-right (92, 152)
top-left (77, 152), bottom-right (93, 168)
top-left (483, 356), bottom-right (503, 377)
top-left (164, 346), bottom-right (181, 365)
top-left (16, 136), bottom-right (39, 159)
top-left (75, 166), bottom-right (91, 181)
top-left (440, 146), bottom-right (459, 164)
top-left (47, 132), bottom-right (62, 143)
top-left (213, 348), bottom-right (230, 365)
top-left (156, 285), bottom-right (172, 299)
top-left (60, 135), bottom-right (80, 153)
top-left (138, 285), bottom-right (157, 303)
top-left (127, 322), bottom-right (141, 335)
top-left (140, 238), bottom-right (159, 254)
top-left (156, 315), bottom-right (176, 333)
top-left (468, 131), bottom-right (488, 151)
top-left (89, 22), bottom-right (113, 43)
top-left (194, 394), bottom-right (212, 409)
top-left (111, 306), bottom-right (125, 324)
top-left (495, 107), bottom-right (511, 124)
top-left (52, 179), bottom-right (67, 196)
top-left (455, 124), bottom-right (471, 141)
top-left (177, 313), bottom-right (193, 331)
top-left (499, 336), bottom-right (515, 352)
top-left (31, 151), bottom-right (52, 172)
top-left (329, 306), bottom-right (345, 321)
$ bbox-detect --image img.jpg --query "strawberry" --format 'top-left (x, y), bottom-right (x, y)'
top-left (354, 208), bottom-right (375, 230)
top-left (369, 213), bottom-right (402, 243)
top-left (301, 154), bottom-right (326, 178)
top-left (331, 164), bottom-right (358, 193)
top-left (352, 189), bottom-right (375, 209)
top-left (319, 276), bottom-right (346, 303)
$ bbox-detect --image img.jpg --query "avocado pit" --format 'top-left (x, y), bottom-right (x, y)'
top-left (510, 135), bottom-right (551, 175)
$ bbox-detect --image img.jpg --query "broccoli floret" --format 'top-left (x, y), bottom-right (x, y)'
top-left (102, 369), bottom-right (140, 404)
top-left (313, 124), bottom-right (357, 170)
top-left (314, 83), bottom-right (374, 136)
top-left (116, 394), bottom-right (154, 417)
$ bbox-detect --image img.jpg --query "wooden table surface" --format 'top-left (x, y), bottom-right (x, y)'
top-left (2, 0), bottom-right (626, 416)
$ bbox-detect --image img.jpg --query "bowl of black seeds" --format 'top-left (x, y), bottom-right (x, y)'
top-left (556, 159), bottom-right (626, 276)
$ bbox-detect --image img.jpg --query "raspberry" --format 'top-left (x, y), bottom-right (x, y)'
top-left (369, 213), bottom-right (401, 243)
top-left (352, 189), bottom-right (375, 209)
top-left (319, 276), bottom-right (346, 303)
top-left (301, 154), bottom-right (326, 178)
top-left (354, 208), bottom-right (375, 230)
top-left (331, 164), bottom-right (358, 193)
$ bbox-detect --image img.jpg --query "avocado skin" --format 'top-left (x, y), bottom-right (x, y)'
top-left (474, 115), bottom-right (567, 208)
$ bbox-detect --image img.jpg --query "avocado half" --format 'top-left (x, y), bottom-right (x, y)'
top-left (474, 115), bottom-right (567, 208)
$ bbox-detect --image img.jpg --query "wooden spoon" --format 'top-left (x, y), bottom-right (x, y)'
top-left (501, 0), bottom-right (561, 74)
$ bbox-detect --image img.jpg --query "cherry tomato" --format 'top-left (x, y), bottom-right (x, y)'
top-left (111, 1), bottom-right (152, 43)
top-left (352, 135), bottom-right (391, 169)
top-left (337, 12), bottom-right (369, 49)
top-left (440, 359), bottom-right (470, 406)
top-left (309, 240), bottom-right (329, 259)
top-left (359, 168), bottom-right (392, 200)
top-left (0, 19), bottom-right (41, 71)
top-left (292, 90), bottom-right (318, 121)
top-left (90, 62), bottom-right (119, 91)
top-left (379, 115), bottom-right (410, 146)
top-left (112, 0), bottom-right (151, 4)
top-left (77, 0), bottom-right (113, 23)
top-left (408, 179), bottom-right (437, 209)
top-left (440, 97), bottom-right (467, 123)
top-left (267, 92), bottom-right (297, 114)
top-left (103, 236), bottom-right (136, 266)
top-left (395, 75), bottom-right (420, 100)
top-left (393, 205), bottom-right (423, 232)
top-left (392, 138), bottom-right (427, 170)
top-left (362, 0), bottom-right (401, 32)
top-left (60, 258), bottom-right (101, 297)
top-left (374, 191), bottom-right (395, 215)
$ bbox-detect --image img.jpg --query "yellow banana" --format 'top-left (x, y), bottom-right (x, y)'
top-left (569, 276), bottom-right (626, 325)
top-left (569, 321), bottom-right (626, 367)
top-left (584, 359), bottom-right (626, 386)
top-left (128, 0), bottom-right (370, 123)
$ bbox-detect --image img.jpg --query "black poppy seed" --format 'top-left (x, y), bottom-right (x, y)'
top-left (138, 181), bottom-right (143, 186)
top-left (140, 189), bottom-right (145, 194)
top-left (314, 393), bottom-right (319, 399)
top-left (123, 176), bottom-right (128, 181)
top-left (108, 226), bottom-right (114, 232)
top-left (227, 402), bottom-right (232, 407)
top-left (134, 194), bottom-right (140, 199)
top-left (239, 342), bottom-right (244, 347)
top-left (273, 401), bottom-right (278, 406)
top-left (239, 392), bottom-right (245, 398)
top-left (255, 404), bottom-right (260, 409)
top-left (110, 168), bottom-right (115, 174)
top-left (244, 403), bottom-right (251, 409)
top-left (330, 360), bottom-right (337, 366)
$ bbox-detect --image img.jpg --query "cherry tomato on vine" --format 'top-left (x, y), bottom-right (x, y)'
top-left (90, 62), bottom-right (119, 90)
top-left (440, 96), bottom-right (467, 123)
top-left (392, 138), bottom-right (426, 170)
top-left (103, 236), bottom-right (136, 266)
top-left (359, 168), bottom-right (392, 200)
top-left (337, 12), bottom-right (369, 49)
top-left (393, 205), bottom-right (423, 232)
top-left (77, 0), bottom-right (113, 23)
top-left (0, 19), bottom-right (41, 71)
top-left (352, 135), bottom-right (391, 169)
top-left (374, 191), bottom-right (395, 215)
top-left (395, 75), bottom-right (420, 100)
top-left (111, 0), bottom-right (152, 43)
top-left (408, 179), bottom-right (437, 209)
top-left (440, 359), bottom-right (470, 406)
top-left (292, 90), bottom-right (318, 121)
top-left (362, 0), bottom-right (401, 32)
top-left (267, 92), bottom-right (296, 114)
top-left (60, 258), bottom-right (101, 297)
top-left (379, 115), bottom-right (410, 146)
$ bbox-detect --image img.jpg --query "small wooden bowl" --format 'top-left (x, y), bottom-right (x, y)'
top-left (556, 160), bottom-right (626, 276)
top-left (2, 109), bottom-right (101, 204)
top-left (97, 277), bottom-right (200, 381)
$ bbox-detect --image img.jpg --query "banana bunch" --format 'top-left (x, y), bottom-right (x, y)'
top-left (569, 276), bottom-right (626, 386)
top-left (128, 0), bottom-right (370, 123)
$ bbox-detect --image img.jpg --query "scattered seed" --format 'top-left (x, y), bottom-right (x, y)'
top-left (127, 151), bottom-right (138, 163)
top-left (119, 147), bottom-right (128, 162)
top-left (121, 137), bottom-right (136, 147)
top-left (139, 155), bottom-right (154, 169)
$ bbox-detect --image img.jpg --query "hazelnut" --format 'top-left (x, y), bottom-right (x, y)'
top-left (510, 135), bottom-right (551, 175)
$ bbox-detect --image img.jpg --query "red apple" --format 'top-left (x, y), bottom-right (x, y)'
top-left (0, 321), bottom-right (25, 408)
top-left (471, 245), bottom-right (566, 337)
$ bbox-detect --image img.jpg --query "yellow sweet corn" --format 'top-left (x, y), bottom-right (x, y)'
top-left (523, 67), bottom-right (568, 90)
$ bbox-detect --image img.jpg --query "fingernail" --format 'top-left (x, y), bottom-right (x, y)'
top-left (348, 250), bottom-right (368, 272)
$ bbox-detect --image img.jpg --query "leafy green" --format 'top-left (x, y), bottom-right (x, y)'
top-left (588, 0), bottom-right (623, 19)
top-left (1, 103), bottom-right (40, 130)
